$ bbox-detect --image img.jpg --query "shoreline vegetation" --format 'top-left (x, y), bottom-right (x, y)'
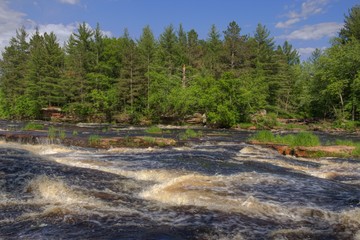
top-left (0, 5), bottom-right (360, 129)
top-left (249, 130), bottom-right (360, 158)
top-left (0, 120), bottom-right (358, 159)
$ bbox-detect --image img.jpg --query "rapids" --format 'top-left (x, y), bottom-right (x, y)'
top-left (0, 125), bottom-right (360, 239)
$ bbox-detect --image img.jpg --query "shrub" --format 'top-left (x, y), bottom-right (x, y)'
top-left (254, 113), bottom-right (279, 129)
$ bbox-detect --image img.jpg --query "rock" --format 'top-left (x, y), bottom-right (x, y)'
top-left (239, 146), bottom-right (259, 154)
top-left (249, 140), bottom-right (356, 158)
top-left (296, 145), bottom-right (355, 157)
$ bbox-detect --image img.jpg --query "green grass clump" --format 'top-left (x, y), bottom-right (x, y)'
top-left (88, 135), bottom-right (101, 145)
top-left (250, 130), bottom-right (276, 143)
top-left (143, 136), bottom-right (156, 144)
top-left (179, 129), bottom-right (203, 140)
top-left (335, 139), bottom-right (360, 156)
top-left (145, 126), bottom-right (163, 134)
top-left (23, 122), bottom-right (44, 131)
top-left (288, 132), bottom-right (320, 147)
top-left (250, 130), bottom-right (320, 147)
top-left (47, 126), bottom-right (57, 140)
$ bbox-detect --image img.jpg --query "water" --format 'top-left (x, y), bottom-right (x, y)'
top-left (0, 125), bottom-right (360, 239)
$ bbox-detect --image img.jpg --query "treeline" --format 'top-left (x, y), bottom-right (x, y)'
top-left (0, 5), bottom-right (359, 127)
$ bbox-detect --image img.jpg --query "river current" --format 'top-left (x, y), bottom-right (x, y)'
top-left (0, 124), bottom-right (360, 239)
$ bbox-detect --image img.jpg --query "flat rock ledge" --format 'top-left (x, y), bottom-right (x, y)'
top-left (249, 140), bottom-right (355, 158)
top-left (0, 132), bottom-right (177, 149)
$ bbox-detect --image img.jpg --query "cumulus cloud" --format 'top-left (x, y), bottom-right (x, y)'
top-left (35, 23), bottom-right (78, 46)
top-left (58, 0), bottom-right (80, 5)
top-left (297, 47), bottom-right (317, 55)
top-left (0, 0), bottom-right (76, 53)
top-left (0, 1), bottom-right (28, 53)
top-left (280, 22), bottom-right (343, 40)
top-left (276, 0), bottom-right (330, 28)
top-left (0, 1), bottom-right (112, 54)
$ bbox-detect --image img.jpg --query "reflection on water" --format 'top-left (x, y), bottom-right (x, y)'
top-left (0, 128), bottom-right (360, 239)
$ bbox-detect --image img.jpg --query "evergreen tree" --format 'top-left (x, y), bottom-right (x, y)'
top-left (223, 21), bottom-right (242, 70)
top-left (138, 25), bottom-right (157, 110)
top-left (0, 27), bottom-right (31, 118)
top-left (339, 5), bottom-right (360, 42)
top-left (205, 24), bottom-right (223, 78)
top-left (157, 25), bottom-right (179, 75)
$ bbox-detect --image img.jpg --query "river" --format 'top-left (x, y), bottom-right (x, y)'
top-left (0, 122), bottom-right (359, 239)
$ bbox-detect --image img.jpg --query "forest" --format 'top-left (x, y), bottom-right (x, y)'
top-left (0, 5), bottom-right (359, 128)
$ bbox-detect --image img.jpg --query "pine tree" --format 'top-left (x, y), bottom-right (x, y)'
top-left (0, 27), bottom-right (31, 118)
top-left (339, 5), bottom-right (360, 42)
top-left (205, 24), bottom-right (223, 78)
top-left (157, 24), bottom-right (179, 75)
top-left (223, 21), bottom-right (242, 70)
top-left (138, 25), bottom-right (157, 110)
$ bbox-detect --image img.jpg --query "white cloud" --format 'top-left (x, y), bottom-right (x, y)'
top-left (297, 47), bottom-right (317, 55)
top-left (0, 1), bottom-right (77, 52)
top-left (276, 0), bottom-right (330, 28)
top-left (297, 46), bottom-right (327, 60)
top-left (280, 22), bottom-right (343, 40)
top-left (58, 0), bottom-right (80, 5)
top-left (0, 1), bottom-right (28, 53)
top-left (35, 23), bottom-right (78, 46)
top-left (0, 1), bottom-right (113, 54)
top-left (275, 18), bottom-right (301, 28)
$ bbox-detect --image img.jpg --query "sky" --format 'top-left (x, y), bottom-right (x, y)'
top-left (0, 0), bottom-right (358, 61)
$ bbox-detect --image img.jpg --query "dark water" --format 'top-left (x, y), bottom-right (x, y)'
top-left (0, 123), bottom-right (360, 239)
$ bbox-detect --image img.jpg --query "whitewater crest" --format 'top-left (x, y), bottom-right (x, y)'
top-left (0, 128), bottom-right (359, 239)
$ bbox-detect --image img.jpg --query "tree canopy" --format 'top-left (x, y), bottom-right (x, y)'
top-left (1, 5), bottom-right (360, 127)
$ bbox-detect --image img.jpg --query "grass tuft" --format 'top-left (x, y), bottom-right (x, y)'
top-left (145, 126), bottom-right (163, 134)
top-left (179, 129), bottom-right (203, 140)
top-left (250, 130), bottom-right (320, 147)
top-left (23, 122), bottom-right (44, 131)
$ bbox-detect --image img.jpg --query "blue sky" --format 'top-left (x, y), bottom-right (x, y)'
top-left (0, 0), bottom-right (358, 60)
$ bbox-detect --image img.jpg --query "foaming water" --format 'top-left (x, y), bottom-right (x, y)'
top-left (26, 175), bottom-right (100, 205)
top-left (0, 128), bottom-right (360, 239)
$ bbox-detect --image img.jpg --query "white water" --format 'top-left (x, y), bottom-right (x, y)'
top-left (0, 136), bottom-right (360, 239)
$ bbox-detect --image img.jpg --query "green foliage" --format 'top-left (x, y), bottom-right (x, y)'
top-left (143, 136), bottom-right (156, 144)
top-left (72, 130), bottom-right (79, 136)
top-left (23, 122), bottom-right (44, 131)
top-left (253, 113), bottom-right (279, 129)
top-left (145, 126), bottom-right (163, 134)
top-left (1, 7), bottom-right (360, 126)
top-left (47, 126), bottom-right (66, 140)
top-left (250, 131), bottom-right (320, 147)
top-left (58, 129), bottom-right (66, 140)
top-left (88, 135), bottom-right (101, 145)
top-left (179, 129), bottom-right (203, 140)
top-left (47, 126), bottom-right (57, 140)
top-left (335, 139), bottom-right (360, 156)
top-left (250, 130), bottom-right (276, 143)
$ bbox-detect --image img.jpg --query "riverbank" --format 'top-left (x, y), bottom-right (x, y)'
top-left (248, 130), bottom-right (360, 159)
top-left (0, 120), bottom-right (359, 159)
